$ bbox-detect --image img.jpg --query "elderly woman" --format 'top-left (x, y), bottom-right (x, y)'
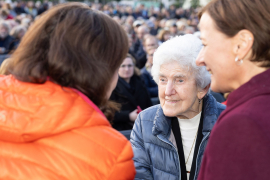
top-left (130, 34), bottom-right (225, 180)
top-left (196, 0), bottom-right (270, 179)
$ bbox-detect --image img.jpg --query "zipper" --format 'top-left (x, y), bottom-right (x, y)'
top-left (157, 134), bottom-right (181, 180)
top-left (193, 132), bottom-right (210, 180)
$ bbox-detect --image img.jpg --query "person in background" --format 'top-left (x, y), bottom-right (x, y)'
top-left (37, 3), bottom-right (48, 15)
top-left (122, 23), bottom-right (132, 34)
top-left (133, 25), bottom-right (150, 69)
top-left (0, 3), bottom-right (135, 179)
top-left (131, 35), bottom-right (225, 180)
top-left (0, 9), bottom-right (13, 20)
top-left (143, 35), bottom-right (159, 52)
top-left (0, 21), bottom-right (14, 54)
top-left (126, 15), bottom-right (134, 28)
top-left (141, 47), bottom-right (158, 98)
top-left (25, 1), bottom-right (38, 17)
top-left (110, 54), bottom-right (152, 131)
top-left (14, 1), bottom-right (27, 15)
top-left (159, 19), bottom-right (167, 29)
top-left (184, 26), bottom-right (195, 34)
top-left (2, 2), bottom-right (17, 18)
top-left (148, 16), bottom-right (159, 36)
top-left (133, 34), bottom-right (158, 69)
top-left (169, 22), bottom-right (178, 37)
top-left (168, 5), bottom-right (176, 19)
top-left (196, 0), bottom-right (270, 179)
top-left (10, 25), bottom-right (27, 49)
top-left (141, 35), bottom-right (159, 97)
top-left (157, 29), bottom-right (171, 43)
top-left (139, 4), bottom-right (148, 19)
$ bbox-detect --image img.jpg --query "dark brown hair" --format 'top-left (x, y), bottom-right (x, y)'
top-left (7, 3), bottom-right (129, 107)
top-left (199, 0), bottom-right (270, 67)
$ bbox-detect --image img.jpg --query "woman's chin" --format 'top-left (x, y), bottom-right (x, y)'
top-left (211, 82), bottom-right (228, 94)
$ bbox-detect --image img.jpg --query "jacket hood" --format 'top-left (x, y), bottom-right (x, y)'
top-left (0, 75), bottom-right (109, 143)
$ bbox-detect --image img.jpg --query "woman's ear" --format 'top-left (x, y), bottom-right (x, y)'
top-left (197, 83), bottom-right (210, 99)
top-left (233, 30), bottom-right (254, 60)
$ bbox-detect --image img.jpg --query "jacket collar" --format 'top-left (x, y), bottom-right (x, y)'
top-left (201, 94), bottom-right (219, 134)
top-left (152, 105), bottom-right (171, 137)
top-left (152, 94), bottom-right (219, 137)
top-left (227, 68), bottom-right (270, 108)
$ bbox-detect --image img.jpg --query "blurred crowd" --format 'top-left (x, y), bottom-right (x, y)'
top-left (0, 1), bottom-right (200, 55)
top-left (0, 0), bottom-right (205, 131)
top-left (0, 1), bottom-right (52, 55)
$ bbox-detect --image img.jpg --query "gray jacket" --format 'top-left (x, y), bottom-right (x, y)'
top-left (130, 94), bottom-right (225, 180)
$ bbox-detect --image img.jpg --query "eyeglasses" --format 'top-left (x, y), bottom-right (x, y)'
top-left (120, 64), bottom-right (134, 68)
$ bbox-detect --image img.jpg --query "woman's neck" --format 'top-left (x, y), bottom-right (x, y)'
top-left (123, 78), bottom-right (130, 84)
top-left (177, 100), bottom-right (203, 120)
top-left (234, 61), bottom-right (269, 90)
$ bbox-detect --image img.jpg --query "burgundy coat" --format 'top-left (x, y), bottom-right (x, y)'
top-left (198, 68), bottom-right (270, 180)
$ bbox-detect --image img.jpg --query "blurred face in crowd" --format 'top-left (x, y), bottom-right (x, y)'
top-left (158, 61), bottom-right (203, 119)
top-left (184, 27), bottom-right (195, 34)
top-left (170, 26), bottom-right (178, 35)
top-left (0, 26), bottom-right (8, 39)
top-left (126, 16), bottom-right (134, 26)
top-left (144, 37), bottom-right (158, 52)
top-left (196, 12), bottom-right (239, 93)
top-left (28, 1), bottom-right (34, 8)
top-left (147, 48), bottom-right (156, 65)
top-left (126, 7), bottom-right (133, 14)
top-left (163, 32), bottom-right (171, 42)
top-left (18, 29), bottom-right (26, 39)
top-left (128, 35), bottom-right (133, 48)
top-left (137, 26), bottom-right (149, 40)
top-left (159, 19), bottom-right (166, 28)
top-left (112, 16), bottom-right (121, 24)
top-left (118, 57), bottom-right (134, 83)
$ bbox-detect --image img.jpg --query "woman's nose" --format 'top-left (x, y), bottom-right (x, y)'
top-left (165, 81), bottom-right (176, 96)
top-left (196, 49), bottom-right (206, 67)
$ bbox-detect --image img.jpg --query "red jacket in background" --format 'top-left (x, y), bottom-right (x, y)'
top-left (198, 68), bottom-right (270, 180)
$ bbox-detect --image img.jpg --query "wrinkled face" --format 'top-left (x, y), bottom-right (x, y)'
top-left (158, 61), bottom-right (200, 119)
top-left (196, 12), bottom-right (238, 93)
top-left (0, 26), bottom-right (8, 39)
top-left (118, 57), bottom-right (134, 81)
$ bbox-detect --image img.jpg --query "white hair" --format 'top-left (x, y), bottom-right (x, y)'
top-left (151, 34), bottom-right (211, 90)
top-left (0, 20), bottom-right (10, 33)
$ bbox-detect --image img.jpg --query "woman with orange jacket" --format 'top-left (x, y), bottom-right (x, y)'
top-left (0, 3), bottom-right (135, 180)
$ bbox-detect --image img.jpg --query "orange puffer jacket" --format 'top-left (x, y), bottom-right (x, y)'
top-left (0, 75), bottom-right (135, 180)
